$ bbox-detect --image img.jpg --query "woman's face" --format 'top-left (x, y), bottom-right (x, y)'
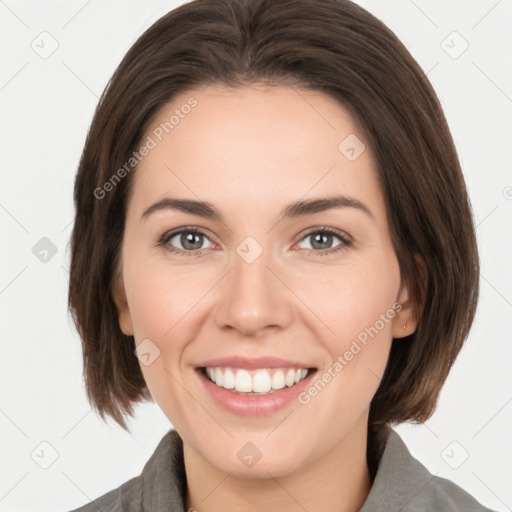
top-left (113, 84), bottom-right (417, 477)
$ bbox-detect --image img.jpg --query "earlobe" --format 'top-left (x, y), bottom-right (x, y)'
top-left (111, 274), bottom-right (134, 336)
top-left (393, 255), bottom-right (426, 339)
top-left (393, 289), bottom-right (417, 339)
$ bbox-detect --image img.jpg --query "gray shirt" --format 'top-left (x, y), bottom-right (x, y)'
top-left (68, 427), bottom-right (497, 511)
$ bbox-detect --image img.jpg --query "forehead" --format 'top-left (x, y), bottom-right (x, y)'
top-left (130, 84), bottom-right (384, 221)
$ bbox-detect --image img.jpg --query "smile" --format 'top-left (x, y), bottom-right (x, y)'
top-left (203, 366), bottom-right (310, 395)
top-left (195, 357), bottom-right (318, 416)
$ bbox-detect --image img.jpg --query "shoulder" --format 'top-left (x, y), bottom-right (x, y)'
top-left (410, 472), bottom-right (496, 512)
top-left (361, 427), bottom-right (498, 512)
top-left (66, 429), bottom-right (185, 512)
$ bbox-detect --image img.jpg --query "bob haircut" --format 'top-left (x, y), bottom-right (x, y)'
top-left (68, 0), bottom-right (479, 432)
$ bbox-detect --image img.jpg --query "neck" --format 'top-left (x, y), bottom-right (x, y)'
top-left (183, 418), bottom-right (373, 512)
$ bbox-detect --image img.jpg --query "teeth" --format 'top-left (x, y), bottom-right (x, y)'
top-left (271, 370), bottom-right (285, 390)
top-left (253, 370), bottom-right (272, 393)
top-left (235, 369), bottom-right (252, 392)
top-left (285, 369), bottom-right (295, 386)
top-left (204, 366), bottom-right (310, 394)
top-left (223, 368), bottom-right (235, 389)
top-left (214, 368), bottom-right (223, 387)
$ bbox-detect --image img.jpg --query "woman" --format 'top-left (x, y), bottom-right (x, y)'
top-left (67, 0), bottom-right (496, 510)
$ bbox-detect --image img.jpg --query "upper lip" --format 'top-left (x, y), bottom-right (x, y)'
top-left (196, 356), bottom-right (316, 369)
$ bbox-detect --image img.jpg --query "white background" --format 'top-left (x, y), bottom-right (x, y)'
top-left (0, 1), bottom-right (511, 511)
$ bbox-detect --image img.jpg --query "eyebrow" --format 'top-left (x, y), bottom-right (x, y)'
top-left (141, 194), bottom-right (374, 222)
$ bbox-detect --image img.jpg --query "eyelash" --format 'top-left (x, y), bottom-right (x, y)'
top-left (157, 225), bottom-right (353, 258)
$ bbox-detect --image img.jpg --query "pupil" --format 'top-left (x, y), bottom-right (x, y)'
top-left (312, 233), bottom-right (331, 250)
top-left (183, 232), bottom-right (202, 250)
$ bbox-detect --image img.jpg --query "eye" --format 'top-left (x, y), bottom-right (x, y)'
top-left (158, 227), bottom-right (214, 256)
top-left (296, 227), bottom-right (352, 256)
top-left (157, 226), bottom-right (352, 258)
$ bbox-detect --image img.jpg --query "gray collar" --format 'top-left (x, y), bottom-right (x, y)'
top-left (135, 428), bottom-right (493, 512)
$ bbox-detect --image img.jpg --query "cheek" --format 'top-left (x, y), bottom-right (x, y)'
top-left (124, 257), bottom-right (212, 340)
top-left (123, 261), bottom-right (203, 423)
top-left (293, 252), bottom-right (400, 415)
top-left (122, 256), bottom-right (221, 406)
top-left (284, 251), bottom-right (401, 350)
top-left (334, 261), bottom-right (400, 375)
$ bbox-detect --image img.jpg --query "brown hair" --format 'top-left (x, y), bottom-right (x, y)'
top-left (68, 0), bottom-right (479, 431)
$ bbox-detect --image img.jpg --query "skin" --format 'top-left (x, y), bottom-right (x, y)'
top-left (112, 84), bottom-right (419, 512)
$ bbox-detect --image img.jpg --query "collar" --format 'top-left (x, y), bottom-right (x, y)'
top-left (138, 425), bottom-right (399, 511)
top-left (137, 426), bottom-right (486, 512)
top-left (140, 429), bottom-right (187, 510)
top-left (360, 426), bottom-right (436, 511)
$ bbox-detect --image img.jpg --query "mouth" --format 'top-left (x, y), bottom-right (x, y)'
top-left (194, 356), bottom-right (319, 416)
top-left (198, 365), bottom-right (317, 395)
top-left (195, 362), bottom-right (318, 416)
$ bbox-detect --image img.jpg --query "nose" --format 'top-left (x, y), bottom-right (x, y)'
top-left (212, 243), bottom-right (294, 337)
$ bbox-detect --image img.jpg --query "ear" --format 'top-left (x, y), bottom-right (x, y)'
top-left (111, 271), bottom-right (134, 336)
top-left (392, 254), bottom-right (426, 339)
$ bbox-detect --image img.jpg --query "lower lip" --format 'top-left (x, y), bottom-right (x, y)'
top-left (196, 368), bottom-right (317, 416)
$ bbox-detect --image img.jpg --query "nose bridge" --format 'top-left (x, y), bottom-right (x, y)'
top-left (213, 235), bottom-right (293, 335)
